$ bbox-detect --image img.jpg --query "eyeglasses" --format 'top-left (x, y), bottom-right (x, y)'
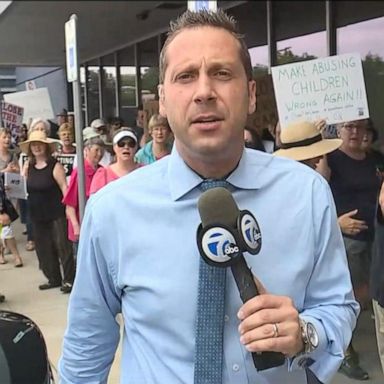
top-left (342, 123), bottom-right (366, 132)
top-left (117, 139), bottom-right (136, 148)
top-left (152, 126), bottom-right (168, 133)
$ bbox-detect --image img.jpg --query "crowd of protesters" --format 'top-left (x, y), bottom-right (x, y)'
top-left (0, 104), bottom-right (384, 381)
top-left (0, 108), bottom-right (174, 297)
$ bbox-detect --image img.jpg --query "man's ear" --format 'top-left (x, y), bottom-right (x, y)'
top-left (248, 80), bottom-right (256, 115)
top-left (158, 84), bottom-right (167, 117)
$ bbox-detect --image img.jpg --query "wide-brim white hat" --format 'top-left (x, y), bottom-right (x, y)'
top-left (274, 121), bottom-right (342, 161)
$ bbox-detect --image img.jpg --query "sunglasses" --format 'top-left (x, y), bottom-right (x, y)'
top-left (117, 139), bottom-right (136, 148)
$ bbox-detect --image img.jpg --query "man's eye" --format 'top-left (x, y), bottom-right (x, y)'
top-left (176, 73), bottom-right (195, 82)
top-left (215, 70), bottom-right (231, 79)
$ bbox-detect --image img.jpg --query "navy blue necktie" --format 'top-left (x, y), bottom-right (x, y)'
top-left (194, 179), bottom-right (230, 384)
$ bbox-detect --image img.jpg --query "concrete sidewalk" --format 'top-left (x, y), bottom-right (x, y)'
top-left (0, 221), bottom-right (383, 383)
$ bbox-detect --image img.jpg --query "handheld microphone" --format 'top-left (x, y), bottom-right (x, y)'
top-left (196, 187), bottom-right (285, 371)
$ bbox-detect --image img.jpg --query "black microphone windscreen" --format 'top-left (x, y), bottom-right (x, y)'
top-left (197, 187), bottom-right (239, 228)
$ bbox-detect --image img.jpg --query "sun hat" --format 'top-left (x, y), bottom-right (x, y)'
top-left (82, 127), bottom-right (100, 142)
top-left (273, 120), bottom-right (342, 161)
top-left (19, 130), bottom-right (57, 154)
top-left (90, 119), bottom-right (106, 129)
top-left (113, 130), bottom-right (138, 145)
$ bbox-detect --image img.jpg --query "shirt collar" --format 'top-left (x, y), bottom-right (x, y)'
top-left (168, 146), bottom-right (270, 201)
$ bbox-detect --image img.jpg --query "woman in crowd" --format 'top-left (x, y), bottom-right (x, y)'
top-left (0, 127), bottom-right (23, 267)
top-left (317, 119), bottom-right (380, 380)
top-left (29, 117), bottom-right (51, 136)
top-left (63, 135), bottom-right (104, 256)
top-left (135, 114), bottom-right (172, 165)
top-left (57, 123), bottom-right (76, 154)
top-left (20, 130), bottom-right (75, 293)
top-left (274, 120), bottom-right (341, 169)
top-left (90, 129), bottom-right (140, 194)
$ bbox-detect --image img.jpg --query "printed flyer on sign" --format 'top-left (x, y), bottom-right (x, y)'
top-left (271, 53), bottom-right (369, 128)
top-left (4, 172), bottom-right (27, 200)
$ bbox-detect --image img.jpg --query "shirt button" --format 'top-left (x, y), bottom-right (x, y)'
top-left (232, 364), bottom-right (240, 372)
top-left (224, 315), bottom-right (229, 322)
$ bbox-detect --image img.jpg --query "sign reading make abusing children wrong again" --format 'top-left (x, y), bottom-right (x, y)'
top-left (271, 53), bottom-right (369, 128)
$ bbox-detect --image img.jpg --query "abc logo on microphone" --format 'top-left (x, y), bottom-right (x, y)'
top-left (197, 209), bottom-right (262, 267)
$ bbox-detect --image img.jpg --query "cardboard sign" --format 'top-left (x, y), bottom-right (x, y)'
top-left (271, 53), bottom-right (369, 128)
top-left (56, 154), bottom-right (76, 178)
top-left (3, 88), bottom-right (54, 124)
top-left (247, 74), bottom-right (278, 133)
top-left (1, 101), bottom-right (24, 141)
top-left (4, 172), bottom-right (27, 200)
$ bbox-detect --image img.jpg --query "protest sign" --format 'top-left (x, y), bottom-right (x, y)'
top-left (3, 88), bottom-right (54, 124)
top-left (1, 101), bottom-right (24, 141)
top-left (271, 53), bottom-right (369, 128)
top-left (247, 74), bottom-right (278, 133)
top-left (56, 153), bottom-right (76, 178)
top-left (4, 172), bottom-right (27, 200)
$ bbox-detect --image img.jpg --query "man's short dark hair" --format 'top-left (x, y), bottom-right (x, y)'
top-left (159, 9), bottom-right (253, 84)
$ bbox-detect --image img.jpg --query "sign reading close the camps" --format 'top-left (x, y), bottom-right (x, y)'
top-left (271, 53), bottom-right (369, 128)
top-left (1, 101), bottom-right (24, 140)
top-left (3, 88), bottom-right (54, 124)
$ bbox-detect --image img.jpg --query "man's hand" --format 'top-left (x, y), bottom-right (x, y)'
top-left (338, 209), bottom-right (368, 236)
top-left (237, 279), bottom-right (303, 358)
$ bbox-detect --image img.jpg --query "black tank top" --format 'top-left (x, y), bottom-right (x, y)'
top-left (328, 149), bottom-right (381, 241)
top-left (27, 158), bottom-right (65, 222)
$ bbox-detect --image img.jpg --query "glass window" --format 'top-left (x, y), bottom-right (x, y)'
top-left (337, 15), bottom-right (384, 140)
top-left (87, 66), bottom-right (100, 122)
top-left (275, 1), bottom-right (326, 64)
top-left (139, 37), bottom-right (159, 105)
top-left (101, 54), bottom-right (117, 120)
top-left (119, 45), bottom-right (137, 124)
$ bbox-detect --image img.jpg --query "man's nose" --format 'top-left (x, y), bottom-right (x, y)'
top-left (193, 74), bottom-right (216, 104)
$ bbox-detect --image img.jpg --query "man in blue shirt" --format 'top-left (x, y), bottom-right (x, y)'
top-left (59, 9), bottom-right (359, 384)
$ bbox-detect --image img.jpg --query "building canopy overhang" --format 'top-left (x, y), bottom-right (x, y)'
top-left (0, 1), bottom-right (383, 67)
top-left (0, 0), bottom-right (247, 67)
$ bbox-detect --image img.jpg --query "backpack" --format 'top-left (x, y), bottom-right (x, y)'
top-left (0, 310), bottom-right (54, 384)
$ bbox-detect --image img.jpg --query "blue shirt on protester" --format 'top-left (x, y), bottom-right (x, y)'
top-left (59, 147), bottom-right (359, 384)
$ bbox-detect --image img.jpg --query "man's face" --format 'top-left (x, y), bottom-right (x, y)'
top-left (159, 26), bottom-right (255, 166)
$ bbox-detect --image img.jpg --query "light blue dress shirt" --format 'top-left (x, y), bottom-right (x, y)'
top-left (59, 147), bottom-right (359, 384)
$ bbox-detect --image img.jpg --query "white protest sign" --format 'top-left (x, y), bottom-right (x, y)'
top-left (1, 101), bottom-right (24, 139)
top-left (271, 53), bottom-right (369, 128)
top-left (3, 88), bottom-right (54, 124)
top-left (4, 172), bottom-right (27, 200)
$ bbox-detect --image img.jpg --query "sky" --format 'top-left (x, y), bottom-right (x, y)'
top-left (249, 16), bottom-right (384, 67)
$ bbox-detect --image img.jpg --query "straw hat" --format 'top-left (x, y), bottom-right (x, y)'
top-left (19, 130), bottom-right (57, 154)
top-left (273, 121), bottom-right (342, 161)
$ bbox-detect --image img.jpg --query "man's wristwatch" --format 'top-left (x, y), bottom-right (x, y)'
top-left (299, 317), bottom-right (319, 354)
